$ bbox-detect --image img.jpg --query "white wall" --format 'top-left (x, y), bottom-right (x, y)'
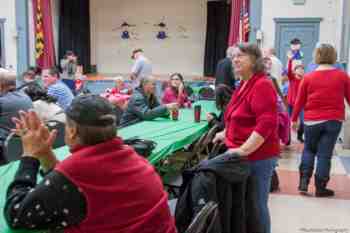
top-left (90, 0), bottom-right (207, 77)
top-left (261, 0), bottom-right (342, 54)
top-left (0, 0), bottom-right (17, 71)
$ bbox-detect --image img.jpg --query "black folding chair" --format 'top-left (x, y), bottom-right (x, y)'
top-left (46, 120), bottom-right (66, 149)
top-left (185, 201), bottom-right (219, 233)
top-left (198, 87), bottom-right (215, 100)
top-left (2, 132), bottom-right (23, 163)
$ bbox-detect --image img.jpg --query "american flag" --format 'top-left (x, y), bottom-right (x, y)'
top-left (239, 0), bottom-right (250, 42)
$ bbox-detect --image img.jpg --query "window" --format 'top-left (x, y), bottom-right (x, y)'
top-left (0, 18), bottom-right (5, 68)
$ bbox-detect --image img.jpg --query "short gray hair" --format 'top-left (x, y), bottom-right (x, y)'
top-left (139, 76), bottom-right (156, 88)
top-left (226, 46), bottom-right (236, 59)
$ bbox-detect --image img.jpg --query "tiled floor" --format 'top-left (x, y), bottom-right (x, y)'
top-left (270, 139), bottom-right (350, 233)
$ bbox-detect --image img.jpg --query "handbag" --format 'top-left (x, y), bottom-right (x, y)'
top-left (124, 137), bottom-right (157, 158)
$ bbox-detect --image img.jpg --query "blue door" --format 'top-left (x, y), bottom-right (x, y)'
top-left (274, 18), bottom-right (321, 67)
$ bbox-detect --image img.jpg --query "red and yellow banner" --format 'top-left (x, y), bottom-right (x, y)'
top-left (33, 0), bottom-right (55, 69)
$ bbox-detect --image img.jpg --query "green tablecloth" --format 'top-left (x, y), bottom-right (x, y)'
top-left (0, 100), bottom-right (217, 233)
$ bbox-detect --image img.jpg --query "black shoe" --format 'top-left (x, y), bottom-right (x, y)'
top-left (298, 178), bottom-right (309, 193)
top-left (297, 125), bottom-right (304, 143)
top-left (298, 172), bottom-right (310, 194)
top-left (315, 177), bottom-right (335, 197)
top-left (297, 136), bottom-right (304, 143)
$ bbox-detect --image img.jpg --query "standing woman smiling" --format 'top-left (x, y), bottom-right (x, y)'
top-left (213, 43), bottom-right (279, 233)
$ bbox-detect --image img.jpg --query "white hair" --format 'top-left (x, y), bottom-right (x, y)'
top-left (114, 76), bottom-right (124, 82)
top-left (226, 46), bottom-right (236, 59)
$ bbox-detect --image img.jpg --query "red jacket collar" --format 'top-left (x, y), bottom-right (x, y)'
top-left (69, 137), bottom-right (124, 154)
top-left (225, 73), bottom-right (266, 121)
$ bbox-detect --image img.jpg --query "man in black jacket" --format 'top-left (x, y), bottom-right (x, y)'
top-left (120, 76), bottom-right (178, 126)
top-left (214, 47), bottom-right (236, 89)
top-left (175, 153), bottom-right (263, 233)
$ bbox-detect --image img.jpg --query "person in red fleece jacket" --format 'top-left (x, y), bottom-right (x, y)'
top-left (292, 44), bottom-right (350, 197)
top-left (286, 52), bottom-right (305, 142)
top-left (213, 43), bottom-right (279, 233)
top-left (162, 73), bottom-right (191, 108)
top-left (5, 95), bottom-right (176, 233)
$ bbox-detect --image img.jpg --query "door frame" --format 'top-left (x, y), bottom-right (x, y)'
top-left (15, 0), bottom-right (29, 75)
top-left (274, 17), bottom-right (322, 61)
top-left (0, 18), bottom-right (5, 68)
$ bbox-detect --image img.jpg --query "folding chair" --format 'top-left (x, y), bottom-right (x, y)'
top-left (2, 132), bottom-right (23, 163)
top-left (191, 124), bottom-right (220, 164)
top-left (46, 120), bottom-right (66, 149)
top-left (164, 125), bottom-right (221, 198)
top-left (184, 201), bottom-right (219, 233)
top-left (198, 87), bottom-right (215, 100)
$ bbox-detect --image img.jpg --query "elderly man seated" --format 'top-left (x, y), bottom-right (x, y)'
top-left (4, 95), bottom-right (176, 233)
top-left (120, 76), bottom-right (178, 126)
top-left (0, 72), bottom-right (33, 162)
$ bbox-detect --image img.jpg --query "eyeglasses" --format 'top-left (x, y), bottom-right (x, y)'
top-left (171, 78), bottom-right (180, 81)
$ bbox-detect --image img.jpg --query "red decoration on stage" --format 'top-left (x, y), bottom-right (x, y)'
top-left (33, 0), bottom-right (55, 69)
top-left (228, 0), bottom-right (250, 46)
top-left (239, 0), bottom-right (250, 43)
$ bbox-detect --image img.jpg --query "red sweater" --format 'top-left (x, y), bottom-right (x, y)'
top-left (162, 87), bottom-right (191, 107)
top-left (287, 59), bottom-right (302, 106)
top-left (55, 138), bottom-right (176, 233)
top-left (291, 69), bottom-right (350, 122)
top-left (224, 73), bottom-right (280, 161)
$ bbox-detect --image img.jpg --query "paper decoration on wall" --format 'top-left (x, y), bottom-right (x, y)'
top-left (113, 22), bottom-right (138, 40)
top-left (177, 26), bottom-right (189, 39)
top-left (155, 21), bottom-right (168, 40)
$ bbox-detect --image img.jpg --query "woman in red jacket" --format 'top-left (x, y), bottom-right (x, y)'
top-left (162, 73), bottom-right (191, 108)
top-left (213, 43), bottom-right (279, 233)
top-left (292, 44), bottom-right (350, 197)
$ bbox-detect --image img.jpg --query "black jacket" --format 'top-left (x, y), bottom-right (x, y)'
top-left (120, 87), bottom-right (168, 126)
top-left (175, 154), bottom-right (263, 233)
top-left (214, 58), bottom-right (235, 89)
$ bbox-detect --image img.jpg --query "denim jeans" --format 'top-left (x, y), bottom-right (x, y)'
top-left (288, 105), bottom-right (304, 124)
top-left (300, 120), bottom-right (342, 179)
top-left (250, 157), bottom-right (278, 233)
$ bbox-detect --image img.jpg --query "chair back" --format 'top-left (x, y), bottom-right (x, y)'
top-left (185, 201), bottom-right (219, 233)
top-left (46, 120), bottom-right (66, 149)
top-left (2, 132), bottom-right (23, 163)
top-left (198, 87), bottom-right (215, 100)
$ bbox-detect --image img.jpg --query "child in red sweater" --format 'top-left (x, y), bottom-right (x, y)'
top-left (286, 52), bottom-right (305, 142)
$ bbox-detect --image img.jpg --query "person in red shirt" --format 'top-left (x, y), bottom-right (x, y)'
top-left (213, 43), bottom-right (279, 233)
top-left (162, 73), bottom-right (191, 108)
top-left (5, 95), bottom-right (176, 233)
top-left (292, 44), bottom-right (350, 197)
top-left (285, 52), bottom-right (305, 142)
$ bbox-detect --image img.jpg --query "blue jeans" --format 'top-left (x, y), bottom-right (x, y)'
top-left (300, 120), bottom-right (342, 179)
top-left (288, 105), bottom-right (304, 124)
top-left (250, 157), bottom-right (277, 233)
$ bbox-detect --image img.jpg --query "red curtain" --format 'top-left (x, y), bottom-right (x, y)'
top-left (33, 0), bottom-right (55, 69)
top-left (228, 0), bottom-right (243, 46)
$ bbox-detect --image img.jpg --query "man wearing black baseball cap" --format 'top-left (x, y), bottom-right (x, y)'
top-left (5, 94), bottom-right (176, 233)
